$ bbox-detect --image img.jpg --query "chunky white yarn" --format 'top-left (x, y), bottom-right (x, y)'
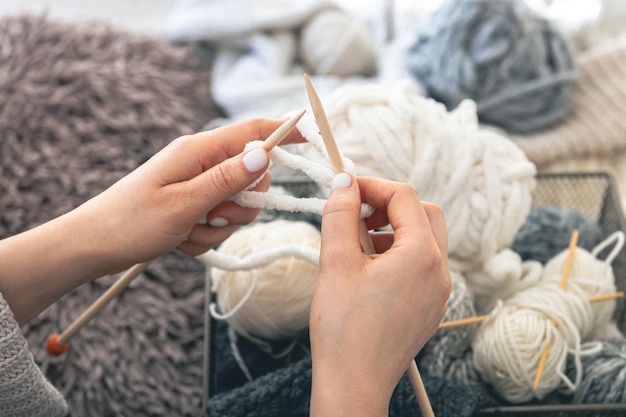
top-left (231, 111), bottom-right (374, 219)
top-left (299, 9), bottom-right (377, 77)
top-left (298, 81), bottom-right (537, 307)
top-left (472, 232), bottom-right (624, 403)
top-left (543, 231), bottom-right (625, 336)
top-left (206, 219), bottom-right (321, 341)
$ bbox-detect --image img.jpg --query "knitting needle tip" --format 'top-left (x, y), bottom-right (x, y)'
top-left (46, 333), bottom-right (70, 357)
top-left (262, 109), bottom-right (306, 151)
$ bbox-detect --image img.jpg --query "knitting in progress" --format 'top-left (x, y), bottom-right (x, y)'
top-left (297, 80), bottom-right (537, 312)
top-left (405, 0), bottom-right (577, 134)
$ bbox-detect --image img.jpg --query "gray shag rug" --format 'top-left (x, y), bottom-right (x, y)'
top-left (0, 14), bottom-right (221, 416)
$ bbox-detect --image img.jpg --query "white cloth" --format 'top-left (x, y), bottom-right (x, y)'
top-left (162, 0), bottom-right (337, 44)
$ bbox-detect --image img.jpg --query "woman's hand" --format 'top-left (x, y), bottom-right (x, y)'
top-left (0, 118), bottom-right (302, 324)
top-left (81, 118), bottom-right (304, 271)
top-left (310, 173), bottom-right (451, 417)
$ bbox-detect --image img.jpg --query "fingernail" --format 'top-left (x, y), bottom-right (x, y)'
top-left (330, 172), bottom-right (352, 191)
top-left (243, 148), bottom-right (268, 173)
top-left (209, 217), bottom-right (229, 227)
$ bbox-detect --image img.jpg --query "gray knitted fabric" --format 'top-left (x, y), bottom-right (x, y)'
top-left (0, 292), bottom-right (68, 417)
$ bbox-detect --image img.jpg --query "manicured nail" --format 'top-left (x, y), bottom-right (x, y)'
top-left (209, 217), bottom-right (229, 227)
top-left (243, 148), bottom-right (268, 173)
top-left (330, 172), bottom-right (352, 191)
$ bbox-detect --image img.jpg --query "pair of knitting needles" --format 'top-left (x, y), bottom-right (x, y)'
top-left (46, 109), bottom-right (308, 356)
top-left (304, 74), bottom-right (435, 417)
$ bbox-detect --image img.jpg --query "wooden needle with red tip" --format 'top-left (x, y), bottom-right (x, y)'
top-left (46, 111), bottom-right (306, 356)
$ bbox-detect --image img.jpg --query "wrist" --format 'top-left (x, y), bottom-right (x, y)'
top-left (0, 206), bottom-right (122, 324)
top-left (310, 360), bottom-right (392, 417)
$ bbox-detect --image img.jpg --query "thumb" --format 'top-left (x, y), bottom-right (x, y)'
top-left (192, 147), bottom-right (269, 208)
top-left (320, 173), bottom-right (363, 270)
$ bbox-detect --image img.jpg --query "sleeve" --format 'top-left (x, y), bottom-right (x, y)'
top-left (0, 292), bottom-right (69, 417)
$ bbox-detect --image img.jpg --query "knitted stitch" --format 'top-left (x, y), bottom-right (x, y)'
top-left (0, 292), bottom-right (68, 417)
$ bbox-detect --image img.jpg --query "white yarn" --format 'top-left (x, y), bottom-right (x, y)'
top-left (472, 232), bottom-right (624, 403)
top-left (230, 112), bottom-right (374, 219)
top-left (542, 231), bottom-right (625, 335)
top-left (472, 284), bottom-right (589, 403)
top-left (298, 81), bottom-right (537, 302)
top-left (299, 9), bottom-right (378, 77)
top-left (206, 219), bottom-right (321, 341)
top-left (468, 250), bottom-right (544, 313)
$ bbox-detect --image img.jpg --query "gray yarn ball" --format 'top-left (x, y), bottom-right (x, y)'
top-left (405, 0), bottom-right (577, 134)
top-left (418, 272), bottom-right (477, 377)
top-left (511, 205), bottom-right (604, 264)
top-left (565, 339), bottom-right (626, 404)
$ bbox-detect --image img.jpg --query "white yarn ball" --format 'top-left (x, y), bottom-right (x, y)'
top-left (472, 280), bottom-right (593, 403)
top-left (299, 9), bottom-right (377, 77)
top-left (543, 245), bottom-right (617, 334)
top-left (299, 81), bottom-right (536, 296)
top-left (210, 219), bottom-right (321, 340)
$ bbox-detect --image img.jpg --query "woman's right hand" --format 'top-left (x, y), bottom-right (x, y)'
top-left (310, 173), bottom-right (451, 417)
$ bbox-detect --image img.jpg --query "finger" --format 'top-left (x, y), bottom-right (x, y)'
top-left (204, 202), bottom-right (262, 227)
top-left (422, 202), bottom-right (448, 259)
top-left (178, 240), bottom-right (217, 257)
top-left (190, 118), bottom-right (305, 169)
top-left (185, 223), bottom-right (241, 250)
top-left (202, 174), bottom-right (272, 225)
top-left (357, 177), bottom-right (433, 247)
top-left (320, 173), bottom-right (363, 270)
top-left (370, 231), bottom-right (394, 253)
top-left (185, 147), bottom-right (270, 215)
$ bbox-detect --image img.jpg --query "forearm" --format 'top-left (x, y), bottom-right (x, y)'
top-left (0, 205), bottom-right (117, 325)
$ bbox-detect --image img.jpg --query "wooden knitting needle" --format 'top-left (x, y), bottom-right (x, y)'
top-left (534, 229), bottom-right (579, 390)
top-left (46, 111), bottom-right (307, 357)
top-left (437, 291), bottom-right (625, 329)
top-left (263, 109), bottom-right (307, 151)
top-left (46, 262), bottom-right (151, 356)
top-left (304, 73), bottom-right (435, 417)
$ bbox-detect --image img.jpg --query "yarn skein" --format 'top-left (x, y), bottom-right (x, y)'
top-left (472, 232), bottom-right (623, 403)
top-left (405, 0), bottom-right (577, 134)
top-left (542, 231), bottom-right (624, 335)
top-left (298, 81), bottom-right (536, 307)
top-left (512, 205), bottom-right (605, 265)
top-left (472, 282), bottom-right (592, 403)
top-left (208, 219), bottom-right (321, 341)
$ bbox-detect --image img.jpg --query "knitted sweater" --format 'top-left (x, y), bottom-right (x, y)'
top-left (0, 292), bottom-right (68, 417)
